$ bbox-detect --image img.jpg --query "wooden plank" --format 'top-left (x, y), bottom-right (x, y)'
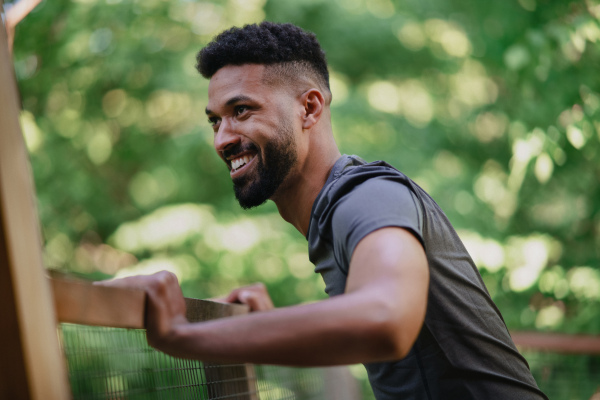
top-left (0, 9), bottom-right (71, 399)
top-left (51, 276), bottom-right (249, 328)
top-left (185, 296), bottom-right (249, 321)
top-left (51, 277), bottom-right (146, 328)
top-left (190, 298), bottom-right (258, 400)
top-left (186, 299), bottom-right (258, 400)
top-left (512, 331), bottom-right (600, 355)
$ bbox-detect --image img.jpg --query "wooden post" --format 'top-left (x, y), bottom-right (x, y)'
top-left (0, 8), bottom-right (71, 399)
top-left (186, 296), bottom-right (259, 400)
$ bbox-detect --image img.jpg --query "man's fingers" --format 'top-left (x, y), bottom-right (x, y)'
top-left (238, 290), bottom-right (265, 311)
top-left (223, 283), bottom-right (274, 312)
top-left (95, 271), bottom-right (188, 347)
top-left (94, 271), bottom-right (184, 309)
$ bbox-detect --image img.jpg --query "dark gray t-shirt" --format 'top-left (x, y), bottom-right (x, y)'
top-left (307, 155), bottom-right (547, 400)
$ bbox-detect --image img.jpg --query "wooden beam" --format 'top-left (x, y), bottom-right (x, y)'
top-left (512, 331), bottom-right (600, 355)
top-left (51, 277), bottom-right (146, 328)
top-left (0, 10), bottom-right (71, 400)
top-left (51, 276), bottom-right (249, 328)
top-left (185, 295), bottom-right (249, 322)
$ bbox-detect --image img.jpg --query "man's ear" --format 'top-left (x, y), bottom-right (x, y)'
top-left (300, 89), bottom-right (325, 130)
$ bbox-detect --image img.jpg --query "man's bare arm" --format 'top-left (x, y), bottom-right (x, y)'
top-left (99, 227), bottom-right (429, 366)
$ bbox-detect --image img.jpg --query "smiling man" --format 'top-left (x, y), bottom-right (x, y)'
top-left (101, 22), bottom-right (547, 399)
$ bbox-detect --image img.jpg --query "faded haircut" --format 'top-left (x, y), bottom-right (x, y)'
top-left (197, 21), bottom-right (330, 96)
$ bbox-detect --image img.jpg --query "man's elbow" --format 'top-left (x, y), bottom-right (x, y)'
top-left (363, 300), bottom-right (424, 361)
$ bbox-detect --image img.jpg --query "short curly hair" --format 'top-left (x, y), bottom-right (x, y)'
top-left (197, 22), bottom-right (330, 93)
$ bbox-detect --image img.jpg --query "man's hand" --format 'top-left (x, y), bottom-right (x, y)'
top-left (94, 271), bottom-right (188, 349)
top-left (223, 283), bottom-right (274, 312)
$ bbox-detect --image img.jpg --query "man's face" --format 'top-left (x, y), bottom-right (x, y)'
top-left (206, 64), bottom-right (300, 209)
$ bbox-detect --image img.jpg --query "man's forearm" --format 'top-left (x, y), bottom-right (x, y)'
top-left (160, 290), bottom-right (409, 366)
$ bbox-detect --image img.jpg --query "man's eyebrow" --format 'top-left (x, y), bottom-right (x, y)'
top-left (225, 95), bottom-right (253, 106)
top-left (205, 95), bottom-right (255, 116)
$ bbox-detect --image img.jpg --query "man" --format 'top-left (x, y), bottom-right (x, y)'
top-left (101, 22), bottom-right (547, 399)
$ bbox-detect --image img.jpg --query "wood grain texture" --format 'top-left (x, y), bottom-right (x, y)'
top-left (185, 296), bottom-right (249, 322)
top-left (51, 276), bottom-right (249, 328)
top-left (51, 277), bottom-right (146, 328)
top-left (0, 10), bottom-right (71, 399)
top-left (185, 296), bottom-right (257, 400)
top-left (185, 294), bottom-right (256, 399)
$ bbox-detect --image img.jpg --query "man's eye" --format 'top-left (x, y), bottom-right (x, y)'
top-left (208, 117), bottom-right (219, 126)
top-left (234, 105), bottom-right (249, 116)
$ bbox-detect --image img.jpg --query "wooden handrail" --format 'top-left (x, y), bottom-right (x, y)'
top-left (51, 276), bottom-right (249, 327)
top-left (511, 331), bottom-right (600, 355)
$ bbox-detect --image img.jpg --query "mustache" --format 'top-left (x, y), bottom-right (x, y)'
top-left (223, 143), bottom-right (258, 159)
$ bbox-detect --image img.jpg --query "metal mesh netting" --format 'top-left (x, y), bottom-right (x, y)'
top-left (60, 323), bottom-right (351, 400)
top-left (523, 351), bottom-right (600, 400)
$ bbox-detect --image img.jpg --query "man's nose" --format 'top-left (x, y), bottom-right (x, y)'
top-left (214, 119), bottom-right (240, 153)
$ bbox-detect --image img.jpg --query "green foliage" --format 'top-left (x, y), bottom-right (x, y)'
top-left (9, 0), bottom-right (600, 396)
top-left (525, 351), bottom-right (600, 399)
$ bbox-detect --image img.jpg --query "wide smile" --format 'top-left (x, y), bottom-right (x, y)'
top-left (228, 153), bottom-right (257, 178)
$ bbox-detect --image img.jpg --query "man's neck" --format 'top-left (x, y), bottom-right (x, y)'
top-left (273, 147), bottom-right (341, 237)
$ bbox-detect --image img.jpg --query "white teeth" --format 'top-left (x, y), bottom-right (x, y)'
top-left (231, 155), bottom-right (254, 171)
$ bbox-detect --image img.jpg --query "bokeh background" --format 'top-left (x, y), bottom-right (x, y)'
top-left (9, 0), bottom-right (600, 398)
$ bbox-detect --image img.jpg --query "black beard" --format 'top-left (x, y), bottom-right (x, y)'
top-left (232, 131), bottom-right (297, 210)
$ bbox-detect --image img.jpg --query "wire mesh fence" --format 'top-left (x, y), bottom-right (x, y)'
top-left (61, 323), bottom-right (255, 400)
top-left (60, 323), bottom-right (358, 400)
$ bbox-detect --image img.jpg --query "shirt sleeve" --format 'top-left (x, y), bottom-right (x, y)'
top-left (330, 177), bottom-right (424, 272)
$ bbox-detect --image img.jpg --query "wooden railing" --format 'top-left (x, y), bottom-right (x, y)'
top-left (511, 331), bottom-right (600, 355)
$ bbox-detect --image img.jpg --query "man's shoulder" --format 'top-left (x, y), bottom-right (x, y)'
top-left (308, 155), bottom-right (424, 247)
top-left (313, 155), bottom-right (415, 215)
